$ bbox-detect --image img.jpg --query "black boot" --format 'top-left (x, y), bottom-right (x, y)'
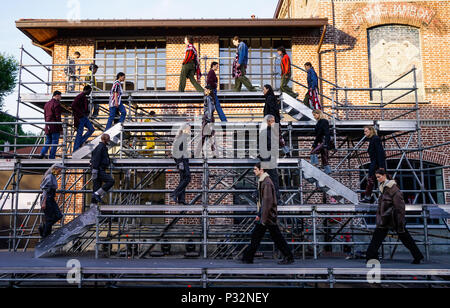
top-left (38, 224), bottom-right (44, 237)
top-left (360, 196), bottom-right (372, 204)
top-left (412, 256), bottom-right (424, 264)
top-left (92, 194), bottom-right (102, 204)
top-left (278, 256), bottom-right (294, 265)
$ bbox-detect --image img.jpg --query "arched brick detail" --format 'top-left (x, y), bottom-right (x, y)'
top-left (357, 150), bottom-right (448, 169)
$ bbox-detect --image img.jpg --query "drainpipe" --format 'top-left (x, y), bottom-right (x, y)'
top-left (332, 0), bottom-right (338, 86)
top-left (318, 24), bottom-right (328, 105)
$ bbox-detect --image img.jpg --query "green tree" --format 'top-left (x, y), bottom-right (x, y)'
top-left (0, 53), bottom-right (39, 150)
top-left (0, 112), bottom-right (37, 148)
top-left (0, 53), bottom-right (18, 109)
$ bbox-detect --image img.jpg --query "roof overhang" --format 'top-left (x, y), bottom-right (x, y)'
top-left (16, 18), bottom-right (328, 48)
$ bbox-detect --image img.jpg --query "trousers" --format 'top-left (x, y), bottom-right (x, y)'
top-left (366, 227), bottom-right (424, 261)
top-left (242, 223), bottom-right (293, 262)
top-left (41, 192), bottom-right (63, 238)
top-left (179, 62), bottom-right (204, 92)
top-left (234, 66), bottom-right (256, 92)
top-left (93, 169), bottom-right (115, 195)
top-left (173, 159), bottom-right (192, 203)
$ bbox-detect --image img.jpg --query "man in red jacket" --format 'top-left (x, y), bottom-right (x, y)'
top-left (39, 91), bottom-right (63, 159)
top-left (72, 85), bottom-right (95, 152)
top-left (277, 47), bottom-right (298, 98)
top-left (178, 36), bottom-right (204, 92)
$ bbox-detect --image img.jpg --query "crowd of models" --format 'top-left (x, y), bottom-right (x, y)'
top-left (37, 35), bottom-right (424, 265)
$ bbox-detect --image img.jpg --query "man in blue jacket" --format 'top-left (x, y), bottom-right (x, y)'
top-left (232, 36), bottom-right (257, 92)
top-left (303, 62), bottom-right (322, 110)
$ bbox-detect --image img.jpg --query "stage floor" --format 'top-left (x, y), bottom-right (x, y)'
top-left (0, 251), bottom-right (449, 287)
top-left (0, 251), bottom-right (449, 272)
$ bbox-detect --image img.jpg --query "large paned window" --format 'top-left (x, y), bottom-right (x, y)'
top-left (219, 38), bottom-right (292, 90)
top-left (95, 39), bottom-right (166, 91)
top-left (360, 160), bottom-right (444, 224)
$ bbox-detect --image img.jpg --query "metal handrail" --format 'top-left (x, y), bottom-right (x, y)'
top-left (18, 53), bottom-right (283, 93)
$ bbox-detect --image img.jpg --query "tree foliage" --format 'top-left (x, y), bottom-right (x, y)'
top-left (0, 53), bottom-right (38, 149)
top-left (0, 112), bottom-right (38, 149)
top-left (0, 53), bottom-right (18, 108)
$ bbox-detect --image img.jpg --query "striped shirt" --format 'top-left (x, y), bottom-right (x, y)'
top-left (280, 54), bottom-right (291, 76)
top-left (109, 80), bottom-right (123, 107)
top-left (183, 44), bottom-right (197, 64)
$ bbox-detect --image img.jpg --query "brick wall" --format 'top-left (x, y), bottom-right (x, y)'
top-left (313, 1), bottom-right (450, 118)
top-left (288, 0), bottom-right (450, 203)
top-left (52, 38), bottom-right (95, 93)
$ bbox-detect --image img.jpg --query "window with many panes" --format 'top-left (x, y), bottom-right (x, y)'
top-left (95, 39), bottom-right (166, 91)
top-left (219, 38), bottom-right (292, 91)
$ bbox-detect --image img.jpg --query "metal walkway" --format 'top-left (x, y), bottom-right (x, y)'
top-left (0, 252), bottom-right (449, 287)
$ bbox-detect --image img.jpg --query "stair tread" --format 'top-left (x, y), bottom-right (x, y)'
top-left (301, 159), bottom-right (359, 205)
top-left (72, 123), bottom-right (123, 159)
top-left (281, 93), bottom-right (316, 122)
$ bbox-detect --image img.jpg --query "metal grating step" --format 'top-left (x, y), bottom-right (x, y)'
top-left (280, 93), bottom-right (316, 122)
top-left (301, 159), bottom-right (358, 205)
top-left (34, 206), bottom-right (99, 258)
top-left (72, 123), bottom-right (123, 159)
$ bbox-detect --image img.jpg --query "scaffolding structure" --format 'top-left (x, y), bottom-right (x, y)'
top-left (0, 46), bottom-right (449, 287)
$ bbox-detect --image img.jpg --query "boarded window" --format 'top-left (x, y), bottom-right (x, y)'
top-left (368, 25), bottom-right (423, 103)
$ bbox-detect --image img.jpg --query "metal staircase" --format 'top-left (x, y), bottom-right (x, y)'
top-left (72, 123), bottom-right (123, 159)
top-left (210, 194), bottom-right (257, 259)
top-left (280, 93), bottom-right (316, 122)
top-left (300, 159), bottom-right (359, 205)
top-left (34, 206), bottom-right (99, 258)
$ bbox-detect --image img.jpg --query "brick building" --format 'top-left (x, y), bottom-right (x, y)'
top-left (14, 0), bottom-right (449, 208)
top-left (274, 0), bottom-right (450, 205)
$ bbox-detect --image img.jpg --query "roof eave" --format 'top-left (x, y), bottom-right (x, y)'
top-left (15, 18), bottom-right (328, 29)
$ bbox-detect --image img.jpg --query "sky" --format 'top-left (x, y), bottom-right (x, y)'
top-left (0, 0), bottom-right (278, 133)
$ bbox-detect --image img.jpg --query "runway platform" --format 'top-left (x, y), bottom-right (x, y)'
top-left (0, 252), bottom-right (449, 287)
